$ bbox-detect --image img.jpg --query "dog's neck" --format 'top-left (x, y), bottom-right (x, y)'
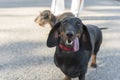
top-left (49, 14), bottom-right (57, 27)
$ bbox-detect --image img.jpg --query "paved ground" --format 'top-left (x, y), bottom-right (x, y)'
top-left (0, 0), bottom-right (120, 80)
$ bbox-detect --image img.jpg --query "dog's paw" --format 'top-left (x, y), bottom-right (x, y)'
top-left (90, 63), bottom-right (97, 68)
top-left (63, 76), bottom-right (71, 80)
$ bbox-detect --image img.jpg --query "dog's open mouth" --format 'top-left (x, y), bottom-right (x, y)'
top-left (66, 39), bottom-right (73, 46)
top-left (65, 37), bottom-right (79, 52)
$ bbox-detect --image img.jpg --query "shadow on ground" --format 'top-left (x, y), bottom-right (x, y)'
top-left (0, 41), bottom-right (53, 71)
top-left (87, 48), bottom-right (120, 80)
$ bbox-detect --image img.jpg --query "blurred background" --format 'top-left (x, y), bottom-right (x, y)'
top-left (0, 0), bottom-right (120, 80)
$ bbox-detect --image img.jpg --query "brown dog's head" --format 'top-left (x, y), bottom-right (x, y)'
top-left (47, 17), bottom-right (91, 52)
top-left (34, 10), bottom-right (54, 27)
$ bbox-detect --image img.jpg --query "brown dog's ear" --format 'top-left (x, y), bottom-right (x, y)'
top-left (47, 22), bottom-right (61, 47)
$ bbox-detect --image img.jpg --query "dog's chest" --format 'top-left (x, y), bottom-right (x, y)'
top-left (54, 47), bottom-right (92, 77)
top-left (54, 51), bottom-right (81, 67)
top-left (54, 48), bottom-right (92, 68)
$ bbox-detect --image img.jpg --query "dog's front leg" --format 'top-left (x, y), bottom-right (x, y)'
top-left (79, 74), bottom-right (85, 80)
top-left (63, 75), bottom-right (71, 80)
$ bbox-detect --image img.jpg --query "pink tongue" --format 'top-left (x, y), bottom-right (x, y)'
top-left (73, 37), bottom-right (79, 52)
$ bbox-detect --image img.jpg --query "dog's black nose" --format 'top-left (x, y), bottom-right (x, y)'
top-left (66, 32), bottom-right (74, 38)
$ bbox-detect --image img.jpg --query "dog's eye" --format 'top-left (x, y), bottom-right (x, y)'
top-left (76, 21), bottom-right (81, 26)
top-left (43, 14), bottom-right (49, 19)
top-left (62, 21), bottom-right (66, 25)
top-left (75, 21), bottom-right (81, 31)
top-left (75, 21), bottom-right (81, 27)
top-left (62, 20), bottom-right (68, 25)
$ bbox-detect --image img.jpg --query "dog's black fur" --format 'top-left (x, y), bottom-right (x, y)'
top-left (47, 17), bottom-right (104, 80)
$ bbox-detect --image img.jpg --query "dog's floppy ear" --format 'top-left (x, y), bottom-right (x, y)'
top-left (47, 22), bottom-right (61, 47)
top-left (81, 24), bottom-right (93, 51)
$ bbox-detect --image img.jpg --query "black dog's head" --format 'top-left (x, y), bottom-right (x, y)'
top-left (47, 17), bottom-right (90, 52)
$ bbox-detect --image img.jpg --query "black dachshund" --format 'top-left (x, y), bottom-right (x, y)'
top-left (47, 17), bottom-right (105, 80)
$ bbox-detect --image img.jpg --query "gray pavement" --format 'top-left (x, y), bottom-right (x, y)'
top-left (0, 0), bottom-right (120, 80)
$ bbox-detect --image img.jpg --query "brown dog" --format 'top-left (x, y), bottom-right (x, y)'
top-left (34, 10), bottom-right (74, 27)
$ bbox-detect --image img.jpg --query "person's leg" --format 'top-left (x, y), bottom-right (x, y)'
top-left (51, 0), bottom-right (65, 15)
top-left (71, 0), bottom-right (84, 17)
